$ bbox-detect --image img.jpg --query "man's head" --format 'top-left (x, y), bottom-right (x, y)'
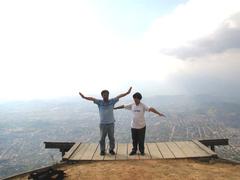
top-left (133, 92), bottom-right (142, 105)
top-left (101, 90), bottom-right (109, 101)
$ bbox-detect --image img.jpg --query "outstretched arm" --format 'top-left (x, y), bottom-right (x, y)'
top-left (114, 105), bottom-right (124, 110)
top-left (149, 107), bottom-right (166, 117)
top-left (116, 87), bottom-right (132, 99)
top-left (79, 92), bottom-right (96, 101)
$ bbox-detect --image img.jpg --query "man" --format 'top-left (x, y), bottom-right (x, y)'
top-left (79, 87), bottom-right (132, 155)
top-left (114, 92), bottom-right (165, 155)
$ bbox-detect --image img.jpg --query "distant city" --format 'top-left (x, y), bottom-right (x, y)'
top-left (0, 95), bottom-right (240, 178)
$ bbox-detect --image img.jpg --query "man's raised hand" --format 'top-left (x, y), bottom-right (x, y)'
top-left (79, 92), bottom-right (84, 98)
top-left (127, 87), bottom-right (132, 94)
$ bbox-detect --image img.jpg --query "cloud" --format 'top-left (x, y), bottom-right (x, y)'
top-left (0, 0), bottom-right (121, 100)
top-left (1, 0), bottom-right (240, 100)
top-left (164, 12), bottom-right (240, 59)
top-left (144, 0), bottom-right (240, 58)
top-left (164, 49), bottom-right (240, 97)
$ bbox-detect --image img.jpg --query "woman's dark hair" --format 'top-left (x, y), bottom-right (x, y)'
top-left (133, 92), bottom-right (142, 100)
top-left (101, 90), bottom-right (109, 95)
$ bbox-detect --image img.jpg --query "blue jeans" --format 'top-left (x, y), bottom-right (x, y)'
top-left (99, 123), bottom-right (115, 152)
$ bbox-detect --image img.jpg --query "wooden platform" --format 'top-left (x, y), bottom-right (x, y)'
top-left (63, 140), bottom-right (217, 161)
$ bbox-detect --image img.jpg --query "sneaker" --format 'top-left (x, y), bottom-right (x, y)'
top-left (109, 150), bottom-right (116, 155)
top-left (129, 151), bottom-right (137, 156)
top-left (100, 151), bottom-right (105, 156)
top-left (140, 152), bottom-right (145, 156)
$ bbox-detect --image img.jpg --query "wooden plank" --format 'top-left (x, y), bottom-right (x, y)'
top-left (104, 144), bottom-right (116, 160)
top-left (156, 142), bottom-right (175, 159)
top-left (165, 142), bottom-right (186, 158)
top-left (192, 140), bottom-right (217, 157)
top-left (70, 143), bottom-right (90, 160)
top-left (127, 143), bottom-right (139, 160)
top-left (116, 143), bottom-right (128, 160)
top-left (92, 144), bottom-right (104, 160)
top-left (62, 140), bottom-right (218, 161)
top-left (199, 139), bottom-right (229, 146)
top-left (185, 141), bottom-right (210, 157)
top-left (80, 143), bottom-right (98, 160)
top-left (63, 142), bottom-right (81, 160)
top-left (175, 141), bottom-right (197, 158)
top-left (139, 144), bottom-right (151, 160)
top-left (44, 142), bottom-right (75, 149)
top-left (147, 143), bottom-right (163, 159)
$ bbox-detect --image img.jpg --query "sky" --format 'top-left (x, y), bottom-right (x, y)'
top-left (0, 0), bottom-right (240, 101)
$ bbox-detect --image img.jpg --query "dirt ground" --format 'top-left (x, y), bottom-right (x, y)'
top-left (61, 159), bottom-right (240, 180)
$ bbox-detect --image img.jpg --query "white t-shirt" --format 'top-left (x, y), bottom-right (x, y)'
top-left (124, 102), bottom-right (150, 129)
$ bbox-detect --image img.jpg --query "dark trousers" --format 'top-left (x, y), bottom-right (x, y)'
top-left (131, 126), bottom-right (146, 153)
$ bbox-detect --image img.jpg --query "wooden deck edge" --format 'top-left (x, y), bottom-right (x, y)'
top-left (192, 140), bottom-right (218, 157)
top-left (64, 155), bottom-right (219, 162)
top-left (63, 142), bottom-right (81, 160)
top-left (64, 157), bottom-right (239, 164)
